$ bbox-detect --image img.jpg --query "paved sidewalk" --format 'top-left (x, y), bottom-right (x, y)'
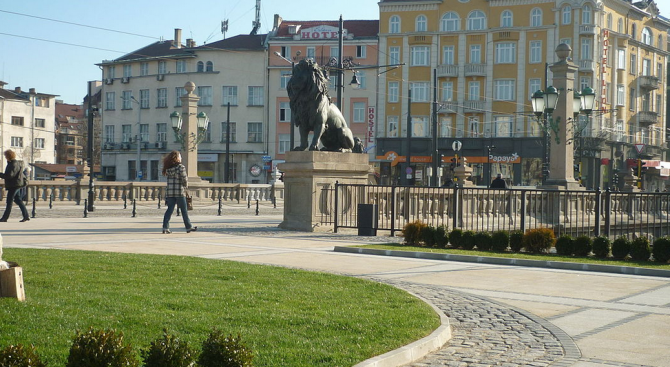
top-left (2, 205), bottom-right (670, 366)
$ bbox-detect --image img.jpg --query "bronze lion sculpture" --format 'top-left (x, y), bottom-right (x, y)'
top-left (287, 59), bottom-right (355, 152)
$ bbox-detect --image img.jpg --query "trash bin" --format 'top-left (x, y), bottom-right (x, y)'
top-left (357, 204), bottom-right (377, 236)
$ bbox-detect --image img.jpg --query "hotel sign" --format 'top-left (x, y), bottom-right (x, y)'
top-left (300, 25), bottom-right (346, 39)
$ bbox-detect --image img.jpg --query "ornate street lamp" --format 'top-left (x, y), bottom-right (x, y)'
top-left (169, 110), bottom-right (209, 152)
top-left (580, 87), bottom-right (596, 116)
top-left (531, 86), bottom-right (561, 144)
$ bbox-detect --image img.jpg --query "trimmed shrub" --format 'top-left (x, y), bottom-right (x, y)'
top-left (653, 237), bottom-right (670, 263)
top-left (522, 228), bottom-right (555, 254)
top-left (142, 329), bottom-right (197, 367)
top-left (573, 235), bottom-right (593, 257)
top-left (491, 230), bottom-right (510, 253)
top-left (0, 344), bottom-right (46, 367)
top-left (630, 237), bottom-right (651, 261)
top-left (402, 220), bottom-right (427, 246)
top-left (449, 229), bottom-right (463, 248)
top-left (66, 328), bottom-right (139, 367)
top-left (461, 230), bottom-right (476, 250)
top-left (474, 232), bottom-right (493, 251)
top-left (421, 226), bottom-right (437, 247)
top-left (198, 330), bottom-right (253, 367)
top-left (435, 225), bottom-right (449, 249)
top-left (555, 235), bottom-right (574, 256)
top-left (509, 230), bottom-right (524, 253)
top-left (611, 236), bottom-right (631, 260)
top-left (592, 236), bottom-right (611, 259)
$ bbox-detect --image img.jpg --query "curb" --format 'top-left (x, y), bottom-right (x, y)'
top-left (333, 246), bottom-right (670, 278)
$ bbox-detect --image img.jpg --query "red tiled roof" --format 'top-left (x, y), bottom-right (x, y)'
top-left (274, 20), bottom-right (379, 38)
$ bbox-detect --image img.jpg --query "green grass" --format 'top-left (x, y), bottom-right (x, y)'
top-left (0, 248), bottom-right (439, 366)
top-left (358, 243), bottom-right (670, 269)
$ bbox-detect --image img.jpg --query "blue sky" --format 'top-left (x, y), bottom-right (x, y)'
top-left (2, 1), bottom-right (669, 105)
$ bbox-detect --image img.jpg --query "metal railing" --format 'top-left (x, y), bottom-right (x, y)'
top-left (326, 183), bottom-right (670, 240)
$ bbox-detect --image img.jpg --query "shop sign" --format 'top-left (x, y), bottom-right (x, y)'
top-left (489, 152), bottom-right (520, 164)
top-left (198, 154), bottom-right (218, 162)
top-left (601, 29), bottom-right (609, 106)
top-left (300, 25), bottom-right (345, 39)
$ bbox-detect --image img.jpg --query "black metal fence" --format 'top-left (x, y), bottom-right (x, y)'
top-left (324, 183), bottom-right (670, 240)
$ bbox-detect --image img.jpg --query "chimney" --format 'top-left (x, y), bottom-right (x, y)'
top-left (186, 38), bottom-right (196, 48)
top-left (273, 14), bottom-right (283, 29)
top-left (173, 28), bottom-right (182, 48)
top-left (29, 88), bottom-right (36, 94)
top-left (14, 87), bottom-right (21, 93)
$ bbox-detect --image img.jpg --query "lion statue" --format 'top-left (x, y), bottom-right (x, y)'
top-left (287, 59), bottom-right (355, 152)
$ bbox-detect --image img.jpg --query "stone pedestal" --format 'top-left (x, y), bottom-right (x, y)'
top-left (278, 151), bottom-right (371, 232)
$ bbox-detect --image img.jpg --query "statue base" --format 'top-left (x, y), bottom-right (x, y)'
top-left (278, 151), bottom-right (371, 232)
top-left (540, 178), bottom-right (584, 191)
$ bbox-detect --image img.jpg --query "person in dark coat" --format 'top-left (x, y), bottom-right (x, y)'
top-left (490, 173), bottom-right (507, 189)
top-left (0, 150), bottom-right (30, 222)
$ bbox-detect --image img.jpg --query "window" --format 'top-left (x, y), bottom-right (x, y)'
top-left (175, 87), bottom-right (185, 107)
top-left (248, 87), bottom-right (264, 106)
top-left (176, 60), bottom-right (186, 73)
top-left (34, 138), bottom-right (45, 149)
top-left (441, 81), bottom-right (453, 101)
top-left (411, 46), bottom-right (430, 66)
top-left (221, 122), bottom-right (236, 142)
top-left (157, 123), bottom-right (167, 142)
top-left (580, 77), bottom-right (591, 96)
top-left (467, 10), bottom-right (486, 30)
top-left (501, 10), bottom-right (512, 28)
top-left (468, 117), bottom-right (479, 137)
top-left (470, 45), bottom-right (481, 63)
top-left (495, 42), bottom-right (516, 63)
top-left (35, 96), bottom-right (49, 107)
top-left (581, 38), bottom-right (592, 59)
top-left (106, 92), bottom-right (116, 110)
top-left (530, 8), bottom-right (542, 27)
top-left (630, 54), bottom-right (637, 75)
top-left (197, 86), bottom-right (212, 106)
top-left (206, 61), bottom-right (213, 72)
top-left (157, 88), bottom-right (168, 108)
top-left (582, 4), bottom-right (592, 25)
top-left (388, 82), bottom-right (399, 103)
top-left (203, 121), bottom-right (212, 142)
top-left (442, 46), bottom-right (455, 65)
top-left (494, 116), bottom-right (512, 137)
top-left (280, 71), bottom-right (291, 89)
top-left (123, 64), bottom-right (132, 78)
top-left (631, 23), bottom-right (637, 40)
top-left (629, 88), bottom-right (636, 111)
top-left (279, 102), bottom-right (291, 122)
top-left (106, 65), bottom-right (116, 79)
top-left (642, 27), bottom-right (652, 45)
top-left (617, 18), bottom-right (623, 33)
top-left (607, 13), bottom-right (612, 29)
top-left (104, 125), bottom-right (115, 143)
top-left (280, 46), bottom-right (290, 58)
top-left (617, 49), bottom-right (625, 69)
top-left (356, 45), bottom-right (367, 58)
top-left (562, 6), bottom-right (572, 25)
top-left (11, 137), bottom-right (23, 148)
top-left (411, 116), bottom-right (428, 137)
top-left (616, 84), bottom-right (625, 106)
top-left (140, 62), bottom-right (149, 76)
top-left (389, 15), bottom-right (400, 33)
top-left (440, 12), bottom-right (460, 31)
top-left (158, 61), bottom-right (167, 75)
top-left (140, 124), bottom-right (149, 142)
top-left (35, 118), bottom-right (45, 128)
top-left (306, 47), bottom-right (315, 60)
top-left (494, 79), bottom-right (515, 100)
top-left (330, 46), bottom-right (339, 60)
top-left (353, 102), bottom-right (366, 123)
top-left (387, 116), bottom-right (398, 137)
top-left (140, 89), bottom-right (150, 108)
top-left (389, 46), bottom-right (400, 64)
top-left (439, 117), bottom-right (452, 137)
top-left (468, 81), bottom-right (480, 101)
top-left (656, 94), bottom-right (662, 113)
top-left (197, 61), bottom-right (204, 72)
top-left (222, 86), bottom-right (238, 106)
top-left (247, 122), bottom-right (262, 142)
top-left (529, 41), bottom-right (542, 63)
top-left (658, 35), bottom-right (663, 50)
top-left (410, 82), bottom-right (430, 102)
top-left (122, 91), bottom-right (132, 109)
top-left (658, 63), bottom-right (664, 79)
top-left (11, 116), bottom-right (24, 126)
top-left (279, 134), bottom-right (291, 154)
top-left (65, 136), bottom-right (75, 146)
top-left (416, 15), bottom-right (427, 32)
top-left (529, 79), bottom-right (541, 99)
top-left (357, 71), bottom-right (367, 89)
top-left (642, 59), bottom-right (651, 76)
top-left (122, 125), bottom-right (132, 143)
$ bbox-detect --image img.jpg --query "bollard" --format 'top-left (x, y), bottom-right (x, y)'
top-left (49, 194), bottom-right (53, 209)
top-left (83, 199), bottom-right (88, 218)
top-left (217, 196), bottom-right (222, 216)
top-left (123, 194), bottom-right (127, 209)
top-left (255, 200), bottom-right (259, 216)
top-left (157, 194), bottom-right (162, 210)
top-left (31, 198), bottom-right (36, 218)
top-left (132, 199), bottom-right (136, 218)
top-left (248, 197), bottom-right (251, 209)
top-left (272, 196), bottom-right (276, 209)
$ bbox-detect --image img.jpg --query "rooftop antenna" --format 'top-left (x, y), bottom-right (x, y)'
top-left (250, 0), bottom-right (261, 35)
top-left (221, 19), bottom-right (229, 39)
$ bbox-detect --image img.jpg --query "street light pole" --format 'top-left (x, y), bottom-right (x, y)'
top-left (336, 15), bottom-right (344, 112)
top-left (431, 69), bottom-right (439, 187)
top-left (86, 81), bottom-right (95, 212)
top-left (225, 102), bottom-right (231, 183)
top-left (132, 96), bottom-right (142, 181)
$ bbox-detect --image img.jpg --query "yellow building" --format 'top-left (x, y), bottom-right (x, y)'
top-left (376, 0), bottom-right (669, 189)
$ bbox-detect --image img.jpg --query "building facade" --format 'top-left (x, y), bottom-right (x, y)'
top-left (55, 102), bottom-right (85, 165)
top-left (376, 0), bottom-right (669, 189)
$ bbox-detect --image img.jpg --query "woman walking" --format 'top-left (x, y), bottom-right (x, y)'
top-left (0, 150), bottom-right (30, 222)
top-left (162, 150), bottom-right (197, 233)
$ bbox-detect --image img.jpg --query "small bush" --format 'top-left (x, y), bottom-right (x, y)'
top-left (592, 236), bottom-right (611, 259)
top-left (142, 329), bottom-right (197, 367)
top-left (573, 235), bottom-right (593, 257)
top-left (491, 231), bottom-right (510, 252)
top-left (522, 228), bottom-right (555, 254)
top-left (652, 237), bottom-right (670, 263)
top-left (66, 327), bottom-right (139, 367)
top-left (461, 230), bottom-right (476, 250)
top-left (630, 237), bottom-right (651, 261)
top-left (611, 237), bottom-right (631, 260)
top-left (509, 230), bottom-right (524, 252)
top-left (0, 344), bottom-right (47, 367)
top-left (449, 229), bottom-right (463, 248)
top-left (474, 232), bottom-right (493, 251)
top-left (421, 226), bottom-right (437, 247)
top-left (555, 235), bottom-right (574, 256)
top-left (402, 220), bottom-right (427, 246)
top-left (435, 225), bottom-right (449, 248)
top-left (198, 330), bottom-right (253, 367)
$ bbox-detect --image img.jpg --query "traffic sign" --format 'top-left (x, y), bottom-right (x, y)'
top-left (634, 144), bottom-right (645, 154)
top-left (66, 166), bottom-right (77, 173)
top-left (262, 155), bottom-right (272, 162)
top-left (452, 140), bottom-right (462, 152)
top-left (405, 167), bottom-right (413, 174)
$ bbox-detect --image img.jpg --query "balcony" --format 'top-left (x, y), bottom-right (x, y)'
top-left (579, 24), bottom-right (597, 35)
top-left (436, 64), bottom-right (459, 78)
top-left (437, 101), bottom-right (458, 113)
top-left (463, 100), bottom-right (484, 112)
top-left (579, 59), bottom-right (595, 72)
top-left (637, 111), bottom-right (659, 126)
top-left (464, 63), bottom-right (486, 76)
top-left (639, 75), bottom-right (660, 90)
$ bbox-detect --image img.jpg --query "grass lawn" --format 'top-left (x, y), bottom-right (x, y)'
top-left (0, 248), bottom-right (439, 366)
top-left (356, 243), bottom-right (670, 269)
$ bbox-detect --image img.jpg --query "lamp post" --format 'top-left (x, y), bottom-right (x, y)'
top-left (121, 94), bottom-right (142, 181)
top-left (486, 144), bottom-right (495, 187)
top-left (169, 82), bottom-right (210, 182)
top-left (86, 81), bottom-right (96, 212)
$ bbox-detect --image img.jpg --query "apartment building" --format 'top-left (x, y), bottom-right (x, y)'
top-left (97, 30), bottom-right (268, 183)
top-left (376, 0), bottom-right (669, 189)
top-left (55, 102), bottom-right (85, 165)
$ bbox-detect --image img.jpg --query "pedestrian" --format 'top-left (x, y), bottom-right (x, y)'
top-left (0, 150), bottom-right (30, 222)
top-left (490, 173), bottom-right (507, 189)
top-left (161, 150), bottom-right (197, 234)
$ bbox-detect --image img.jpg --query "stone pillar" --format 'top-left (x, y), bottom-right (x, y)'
top-left (180, 82), bottom-right (202, 182)
top-left (278, 151), bottom-right (371, 232)
top-left (453, 158), bottom-right (475, 187)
